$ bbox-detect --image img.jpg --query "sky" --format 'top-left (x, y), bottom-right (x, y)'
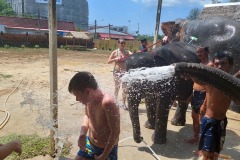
top-left (88, 0), bottom-right (229, 35)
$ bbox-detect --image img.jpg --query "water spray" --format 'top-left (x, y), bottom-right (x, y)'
top-left (119, 136), bottom-right (161, 160)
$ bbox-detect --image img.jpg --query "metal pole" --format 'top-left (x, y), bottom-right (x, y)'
top-left (94, 20), bottom-right (97, 39)
top-left (153, 0), bottom-right (162, 49)
top-left (48, 0), bottom-right (58, 158)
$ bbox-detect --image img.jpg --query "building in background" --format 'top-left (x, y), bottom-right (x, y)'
top-left (5, 0), bottom-right (89, 30)
top-left (0, 16), bottom-right (76, 35)
top-left (198, 2), bottom-right (240, 22)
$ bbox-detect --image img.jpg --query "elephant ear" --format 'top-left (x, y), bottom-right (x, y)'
top-left (174, 62), bottom-right (240, 105)
top-left (153, 55), bottom-right (169, 66)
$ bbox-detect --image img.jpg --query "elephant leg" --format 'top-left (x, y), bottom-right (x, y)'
top-left (152, 98), bottom-right (173, 144)
top-left (127, 90), bottom-right (143, 143)
top-left (144, 96), bottom-right (157, 130)
top-left (171, 101), bottom-right (188, 126)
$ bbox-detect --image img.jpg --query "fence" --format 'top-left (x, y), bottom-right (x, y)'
top-left (0, 33), bottom-right (94, 48)
top-left (94, 39), bottom-right (162, 53)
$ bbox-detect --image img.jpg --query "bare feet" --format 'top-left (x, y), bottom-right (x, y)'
top-left (184, 138), bottom-right (198, 145)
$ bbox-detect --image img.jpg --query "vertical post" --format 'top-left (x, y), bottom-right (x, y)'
top-left (153, 0), bottom-right (162, 49)
top-left (94, 20), bottom-right (97, 39)
top-left (48, 0), bottom-right (58, 158)
top-left (137, 22), bottom-right (139, 34)
top-left (108, 24), bottom-right (111, 39)
top-left (21, 0), bottom-right (24, 16)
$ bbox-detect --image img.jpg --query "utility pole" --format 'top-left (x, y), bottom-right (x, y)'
top-left (108, 23), bottom-right (111, 39)
top-left (153, 0), bottom-right (162, 49)
top-left (48, 0), bottom-right (58, 158)
top-left (94, 20), bottom-right (97, 39)
top-left (138, 22), bottom-right (139, 34)
top-left (128, 20), bottom-right (130, 34)
top-left (21, 0), bottom-right (24, 16)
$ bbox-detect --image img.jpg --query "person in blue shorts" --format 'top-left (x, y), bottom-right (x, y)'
top-left (184, 46), bottom-right (211, 145)
top-left (68, 72), bottom-right (120, 160)
top-left (187, 51), bottom-right (234, 159)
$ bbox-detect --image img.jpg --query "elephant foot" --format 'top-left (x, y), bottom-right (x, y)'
top-left (143, 120), bottom-right (155, 130)
top-left (170, 118), bottom-right (185, 126)
top-left (151, 132), bottom-right (166, 144)
top-left (133, 135), bottom-right (143, 143)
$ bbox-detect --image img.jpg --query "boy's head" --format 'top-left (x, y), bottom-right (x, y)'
top-left (69, 72), bottom-right (98, 105)
top-left (196, 46), bottom-right (209, 61)
top-left (212, 50), bottom-right (234, 73)
top-left (140, 38), bottom-right (147, 45)
top-left (68, 72), bottom-right (98, 93)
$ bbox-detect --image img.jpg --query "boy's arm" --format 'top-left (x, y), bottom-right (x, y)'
top-left (200, 97), bottom-right (207, 116)
top-left (234, 70), bottom-right (240, 78)
top-left (97, 99), bottom-right (120, 159)
top-left (78, 107), bottom-right (89, 150)
top-left (0, 140), bottom-right (22, 159)
top-left (107, 51), bottom-right (118, 64)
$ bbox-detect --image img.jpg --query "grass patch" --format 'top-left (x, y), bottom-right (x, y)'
top-left (0, 73), bottom-right (13, 79)
top-left (0, 134), bottom-right (72, 160)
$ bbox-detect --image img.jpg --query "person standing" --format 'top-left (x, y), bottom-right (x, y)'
top-left (188, 51), bottom-right (234, 159)
top-left (68, 72), bottom-right (120, 160)
top-left (0, 140), bottom-right (22, 159)
top-left (108, 38), bottom-right (132, 109)
top-left (184, 46), bottom-right (211, 144)
top-left (139, 38), bottom-right (148, 52)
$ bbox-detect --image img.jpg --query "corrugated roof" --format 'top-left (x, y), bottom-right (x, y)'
top-left (0, 16), bottom-right (76, 31)
top-left (99, 33), bottom-right (134, 40)
top-left (88, 28), bottom-right (130, 35)
top-left (65, 31), bottom-right (93, 39)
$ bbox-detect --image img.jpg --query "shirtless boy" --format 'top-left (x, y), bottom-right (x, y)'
top-left (185, 46), bottom-right (211, 145)
top-left (191, 51), bottom-right (234, 160)
top-left (0, 140), bottom-right (22, 159)
top-left (68, 72), bottom-right (120, 160)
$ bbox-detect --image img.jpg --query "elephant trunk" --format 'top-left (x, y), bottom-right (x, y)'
top-left (174, 62), bottom-right (240, 105)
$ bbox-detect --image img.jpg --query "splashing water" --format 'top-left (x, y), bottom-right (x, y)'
top-left (121, 66), bottom-right (175, 84)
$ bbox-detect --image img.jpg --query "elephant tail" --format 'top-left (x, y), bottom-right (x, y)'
top-left (174, 62), bottom-right (240, 105)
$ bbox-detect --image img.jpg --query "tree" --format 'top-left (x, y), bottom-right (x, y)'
top-left (212, 0), bottom-right (221, 3)
top-left (0, 0), bottom-right (15, 16)
top-left (187, 8), bottom-right (201, 20)
top-left (229, 0), bottom-right (240, 2)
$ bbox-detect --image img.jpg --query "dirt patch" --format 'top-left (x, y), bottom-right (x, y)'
top-left (0, 48), bottom-right (239, 159)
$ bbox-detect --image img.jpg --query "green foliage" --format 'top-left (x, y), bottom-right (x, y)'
top-left (0, 134), bottom-right (72, 160)
top-left (212, 0), bottom-right (221, 3)
top-left (0, 0), bottom-right (15, 16)
top-left (0, 73), bottom-right (13, 79)
top-left (134, 34), bottom-right (163, 42)
top-left (187, 7), bottom-right (201, 20)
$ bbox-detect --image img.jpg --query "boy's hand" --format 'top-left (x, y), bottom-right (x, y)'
top-left (78, 134), bottom-right (86, 151)
top-left (94, 154), bottom-right (107, 160)
top-left (11, 140), bottom-right (22, 155)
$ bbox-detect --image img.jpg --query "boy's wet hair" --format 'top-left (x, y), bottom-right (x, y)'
top-left (140, 38), bottom-right (147, 43)
top-left (212, 50), bottom-right (234, 65)
top-left (68, 71), bottom-right (98, 93)
top-left (197, 45), bottom-right (209, 52)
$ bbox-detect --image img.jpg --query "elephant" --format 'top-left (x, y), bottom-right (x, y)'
top-left (162, 17), bottom-right (240, 74)
top-left (123, 42), bottom-right (200, 144)
top-left (174, 62), bottom-right (240, 105)
top-left (162, 17), bottom-right (240, 112)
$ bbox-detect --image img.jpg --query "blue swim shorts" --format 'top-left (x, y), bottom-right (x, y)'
top-left (198, 116), bottom-right (227, 153)
top-left (77, 136), bottom-right (118, 160)
top-left (191, 90), bottom-right (206, 114)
